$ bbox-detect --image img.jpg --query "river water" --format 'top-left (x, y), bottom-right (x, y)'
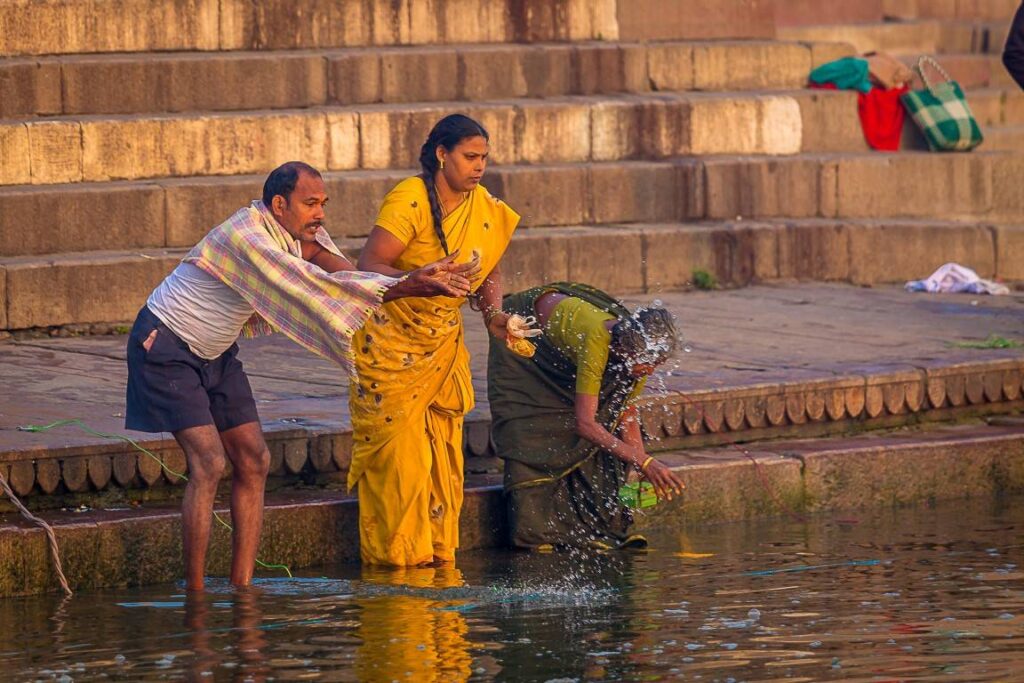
top-left (2, 496), bottom-right (1022, 681)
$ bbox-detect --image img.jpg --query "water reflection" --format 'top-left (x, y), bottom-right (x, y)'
top-left (1, 497), bottom-right (1022, 680)
top-left (355, 565), bottom-right (475, 682)
top-left (183, 588), bottom-right (269, 680)
top-left (183, 591), bottom-right (221, 677)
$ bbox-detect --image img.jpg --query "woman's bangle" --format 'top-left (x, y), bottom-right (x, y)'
top-left (640, 455), bottom-right (655, 472)
top-left (483, 307), bottom-right (503, 325)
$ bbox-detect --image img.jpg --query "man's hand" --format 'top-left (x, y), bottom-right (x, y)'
top-left (642, 458), bottom-right (685, 501)
top-left (383, 251), bottom-right (480, 300)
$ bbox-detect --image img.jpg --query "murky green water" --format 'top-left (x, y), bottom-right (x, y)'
top-left (2, 497), bottom-right (1023, 681)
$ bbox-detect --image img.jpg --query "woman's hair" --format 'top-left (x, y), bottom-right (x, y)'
top-left (611, 306), bottom-right (678, 368)
top-left (418, 114), bottom-right (490, 255)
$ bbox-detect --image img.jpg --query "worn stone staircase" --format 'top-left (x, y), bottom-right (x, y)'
top-left (1, 0), bottom-right (1023, 595)
top-left (1, 0), bottom-right (1022, 333)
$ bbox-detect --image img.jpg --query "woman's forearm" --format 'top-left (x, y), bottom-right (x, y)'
top-left (618, 409), bottom-right (645, 451)
top-left (356, 227), bottom-right (412, 278)
top-left (356, 257), bottom-right (408, 278)
top-left (577, 418), bottom-right (643, 468)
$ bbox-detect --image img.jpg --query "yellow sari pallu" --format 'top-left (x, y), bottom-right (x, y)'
top-left (348, 177), bottom-right (519, 566)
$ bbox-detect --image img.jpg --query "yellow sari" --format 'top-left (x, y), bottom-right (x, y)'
top-left (349, 176), bottom-right (519, 566)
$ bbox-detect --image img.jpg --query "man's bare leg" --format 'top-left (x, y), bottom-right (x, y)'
top-left (173, 425), bottom-right (229, 591)
top-left (220, 421), bottom-right (271, 587)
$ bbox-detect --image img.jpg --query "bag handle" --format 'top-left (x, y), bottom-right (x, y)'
top-left (915, 55), bottom-right (953, 93)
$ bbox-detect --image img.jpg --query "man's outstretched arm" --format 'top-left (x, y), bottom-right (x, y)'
top-left (304, 240), bottom-right (479, 301)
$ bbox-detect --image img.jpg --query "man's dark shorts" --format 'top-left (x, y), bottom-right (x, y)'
top-left (125, 306), bottom-right (260, 433)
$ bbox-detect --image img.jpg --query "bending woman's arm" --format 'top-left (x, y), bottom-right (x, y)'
top-left (475, 263), bottom-right (513, 338)
top-left (574, 395), bottom-right (684, 500)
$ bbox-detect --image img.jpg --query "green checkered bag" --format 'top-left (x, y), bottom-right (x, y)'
top-left (901, 56), bottom-right (983, 152)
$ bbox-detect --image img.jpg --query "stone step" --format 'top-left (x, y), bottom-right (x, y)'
top-left (779, 19), bottom-right (1009, 56)
top-left (3, 419), bottom-right (1022, 594)
top-left (3, 150), bottom-right (1023, 259)
top-left (0, 0), bottom-right (774, 58)
top-left (0, 89), bottom-right (872, 187)
top-left (777, 0), bottom-right (1018, 27)
top-left (3, 216), bottom-right (1022, 331)
top-left (0, 145), bottom-right (1016, 257)
top-left (978, 122), bottom-right (1024, 150)
top-left (776, 0), bottom-right (886, 27)
top-left (883, 0), bottom-right (1020, 21)
top-left (959, 87), bottom-right (1024, 125)
top-left (0, 40), bottom-right (854, 119)
top-left (900, 52), bottom-right (1016, 89)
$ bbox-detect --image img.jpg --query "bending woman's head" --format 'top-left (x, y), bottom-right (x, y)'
top-left (611, 306), bottom-right (679, 377)
top-left (418, 114), bottom-right (490, 254)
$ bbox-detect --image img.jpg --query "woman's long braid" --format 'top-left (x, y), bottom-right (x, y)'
top-left (417, 114), bottom-right (490, 258)
top-left (420, 167), bottom-right (450, 255)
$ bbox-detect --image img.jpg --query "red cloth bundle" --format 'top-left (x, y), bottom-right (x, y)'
top-left (810, 82), bottom-right (910, 152)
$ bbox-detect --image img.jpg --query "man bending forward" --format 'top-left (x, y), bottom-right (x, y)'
top-left (125, 161), bottom-right (475, 590)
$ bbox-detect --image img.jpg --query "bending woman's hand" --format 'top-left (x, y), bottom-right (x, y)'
top-left (642, 458), bottom-right (685, 501)
top-left (486, 311), bottom-right (511, 340)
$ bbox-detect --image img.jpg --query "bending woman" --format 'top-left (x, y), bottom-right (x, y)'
top-left (349, 114), bottom-right (520, 566)
top-left (488, 283), bottom-right (685, 551)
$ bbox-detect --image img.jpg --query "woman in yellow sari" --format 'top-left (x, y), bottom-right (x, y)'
top-left (349, 114), bottom-right (520, 566)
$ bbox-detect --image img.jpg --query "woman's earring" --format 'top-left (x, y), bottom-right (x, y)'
top-left (440, 158), bottom-right (445, 170)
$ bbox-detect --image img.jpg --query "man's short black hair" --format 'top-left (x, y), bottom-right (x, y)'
top-left (262, 161), bottom-right (322, 207)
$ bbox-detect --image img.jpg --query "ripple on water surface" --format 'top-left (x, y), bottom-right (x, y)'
top-left (2, 497), bottom-right (1023, 681)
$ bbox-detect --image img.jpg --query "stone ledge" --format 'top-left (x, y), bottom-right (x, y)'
top-left (2, 423), bottom-right (1021, 596)
top-left (2, 356), bottom-right (1021, 502)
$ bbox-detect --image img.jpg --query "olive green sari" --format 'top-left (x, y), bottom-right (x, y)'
top-left (487, 283), bottom-right (646, 550)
